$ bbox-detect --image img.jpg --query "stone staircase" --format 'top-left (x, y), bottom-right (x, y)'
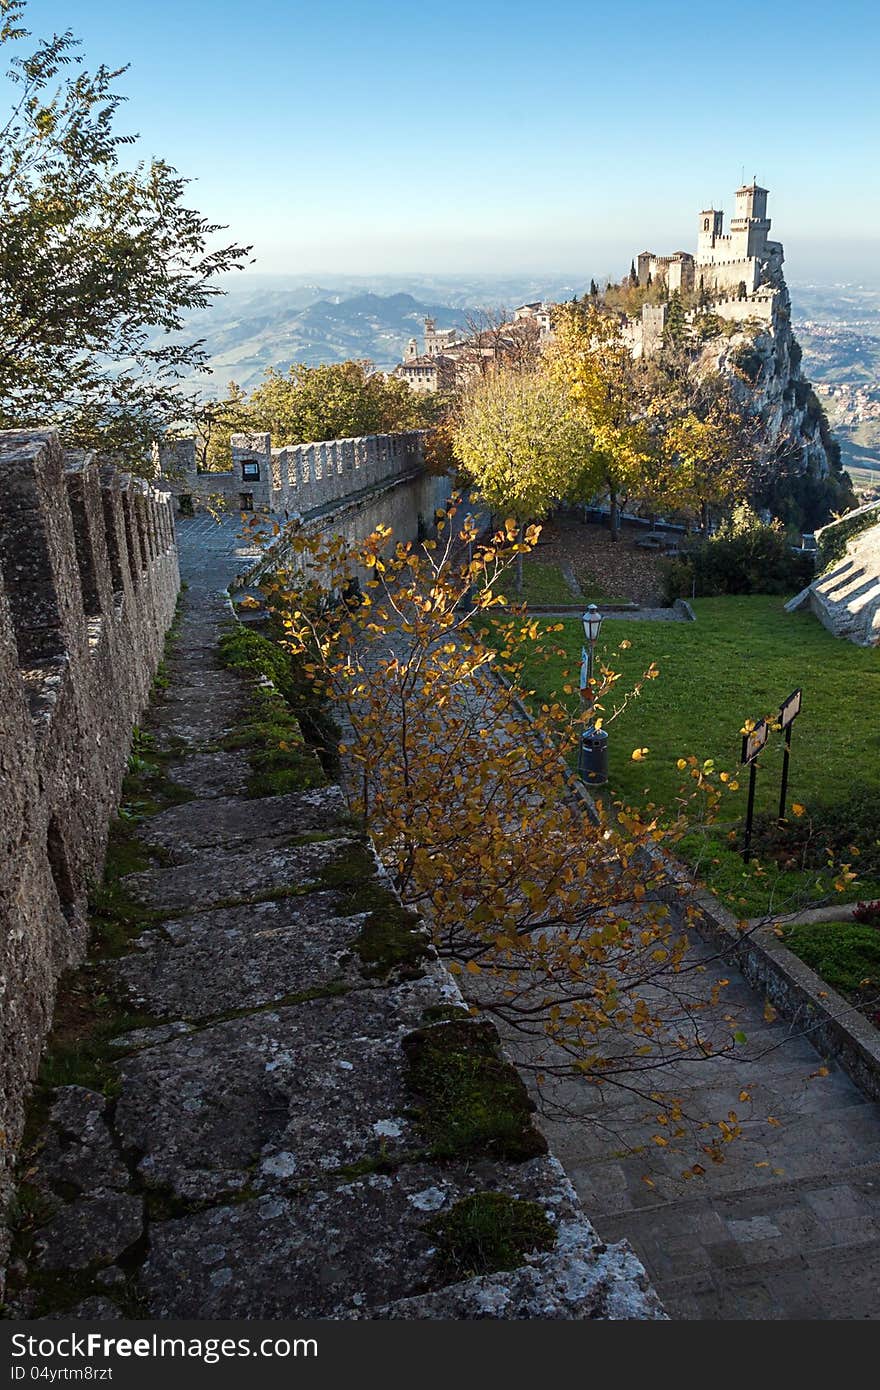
top-left (787, 519), bottom-right (880, 645)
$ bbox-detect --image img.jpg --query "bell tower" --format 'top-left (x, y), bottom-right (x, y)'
top-left (697, 208), bottom-right (723, 256)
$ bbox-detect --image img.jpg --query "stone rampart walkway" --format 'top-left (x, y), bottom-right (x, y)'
top-left (2, 517), bottom-right (660, 1321)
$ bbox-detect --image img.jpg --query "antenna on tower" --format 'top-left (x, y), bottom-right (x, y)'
top-left (740, 164), bottom-right (745, 185)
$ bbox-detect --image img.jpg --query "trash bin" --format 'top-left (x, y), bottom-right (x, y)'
top-left (578, 726), bottom-right (608, 785)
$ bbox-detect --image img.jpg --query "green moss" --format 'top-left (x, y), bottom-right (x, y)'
top-left (402, 1020), bottom-right (547, 1162)
top-left (120, 743), bottom-right (193, 814)
top-left (219, 679), bottom-right (327, 798)
top-left (422, 1004), bottom-right (472, 1023)
top-left (335, 1152), bottom-right (399, 1180)
top-left (217, 624), bottom-right (340, 775)
top-left (143, 1182), bottom-right (257, 1223)
top-left (195, 979), bottom-right (351, 1027)
top-left (318, 844), bottom-right (431, 979)
top-left (87, 821), bottom-right (166, 957)
top-left (429, 1192), bottom-right (556, 1282)
top-left (783, 920), bottom-right (880, 995)
top-left (246, 755), bottom-right (326, 798)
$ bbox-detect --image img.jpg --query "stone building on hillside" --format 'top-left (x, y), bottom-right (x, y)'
top-left (636, 250), bottom-right (695, 295)
top-left (394, 305), bottom-right (550, 394)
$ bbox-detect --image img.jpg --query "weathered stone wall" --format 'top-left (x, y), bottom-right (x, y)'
top-left (0, 431), bottom-right (179, 1256)
top-left (157, 430), bottom-right (428, 517)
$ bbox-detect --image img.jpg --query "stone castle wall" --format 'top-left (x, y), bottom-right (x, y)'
top-left (0, 431), bottom-right (179, 1240)
top-left (158, 430), bottom-right (427, 518)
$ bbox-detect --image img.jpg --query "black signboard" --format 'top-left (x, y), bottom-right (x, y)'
top-left (741, 719), bottom-right (768, 765)
top-left (779, 687), bottom-right (802, 730)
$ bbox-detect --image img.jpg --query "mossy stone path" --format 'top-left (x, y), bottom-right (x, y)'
top-left (3, 516), bottom-right (661, 1322)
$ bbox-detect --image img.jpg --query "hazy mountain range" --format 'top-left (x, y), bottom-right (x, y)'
top-left (169, 273), bottom-right (586, 392)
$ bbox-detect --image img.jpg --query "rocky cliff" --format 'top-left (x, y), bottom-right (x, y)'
top-left (697, 289), bottom-right (853, 528)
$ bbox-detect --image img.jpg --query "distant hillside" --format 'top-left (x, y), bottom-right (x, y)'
top-left (172, 289), bottom-right (465, 392)
top-left (790, 283), bottom-right (880, 492)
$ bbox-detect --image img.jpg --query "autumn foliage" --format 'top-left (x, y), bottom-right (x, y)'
top-left (248, 502), bottom-right (757, 1158)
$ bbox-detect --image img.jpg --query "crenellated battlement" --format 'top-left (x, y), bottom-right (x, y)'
top-left (155, 429), bottom-right (427, 517)
top-left (0, 431), bottom-right (179, 1259)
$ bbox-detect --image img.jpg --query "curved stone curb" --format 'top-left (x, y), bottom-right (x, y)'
top-left (680, 887), bottom-right (880, 1103)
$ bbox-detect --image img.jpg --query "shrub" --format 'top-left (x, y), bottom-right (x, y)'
top-left (818, 502), bottom-right (880, 569)
top-left (661, 506), bottom-right (813, 601)
top-left (783, 921), bottom-right (880, 995)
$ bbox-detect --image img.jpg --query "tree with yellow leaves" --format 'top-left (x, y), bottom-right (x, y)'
top-left (548, 303), bottom-right (655, 540)
top-left (252, 503), bottom-right (753, 1158)
top-left (645, 356), bottom-right (758, 535)
top-left (452, 365), bottom-right (598, 586)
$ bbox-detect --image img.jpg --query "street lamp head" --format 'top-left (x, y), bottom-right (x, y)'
top-left (582, 604), bottom-right (603, 644)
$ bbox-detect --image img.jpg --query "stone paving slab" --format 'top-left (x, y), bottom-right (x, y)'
top-left (371, 1228), bottom-right (663, 1320)
top-left (122, 836), bottom-right (357, 913)
top-left (164, 749), bottom-right (251, 798)
top-left (150, 697), bottom-right (241, 749)
top-left (111, 980), bottom-right (452, 1201)
top-left (33, 1194), bottom-right (144, 1274)
top-left (136, 787), bottom-right (350, 861)
top-left (113, 894), bottom-right (374, 1020)
top-left (136, 1156), bottom-right (590, 1320)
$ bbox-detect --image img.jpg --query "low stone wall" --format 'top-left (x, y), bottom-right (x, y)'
top-left (0, 431), bottom-right (179, 1259)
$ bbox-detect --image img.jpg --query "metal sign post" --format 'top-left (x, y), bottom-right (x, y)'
top-left (777, 687), bottom-right (803, 824)
top-left (740, 719), bottom-right (768, 863)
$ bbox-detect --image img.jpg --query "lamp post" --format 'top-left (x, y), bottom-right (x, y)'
top-left (578, 604), bottom-right (609, 785)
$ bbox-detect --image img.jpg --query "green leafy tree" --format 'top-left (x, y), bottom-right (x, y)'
top-left (201, 361), bottom-right (439, 470)
top-left (663, 290), bottom-right (688, 347)
top-left (0, 1), bottom-right (250, 465)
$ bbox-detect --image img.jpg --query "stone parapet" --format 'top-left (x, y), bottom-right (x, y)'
top-left (0, 431), bottom-right (179, 1271)
top-left (156, 429), bottom-right (428, 519)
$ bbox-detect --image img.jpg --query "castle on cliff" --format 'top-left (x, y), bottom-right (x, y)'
top-left (638, 181), bottom-right (784, 301)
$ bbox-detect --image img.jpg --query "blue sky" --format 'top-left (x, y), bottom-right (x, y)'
top-left (12, 0), bottom-right (880, 278)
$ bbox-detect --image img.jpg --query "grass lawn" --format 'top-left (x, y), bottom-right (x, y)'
top-left (495, 594), bottom-right (880, 913)
top-left (486, 558), bottom-right (626, 607)
top-left (782, 920), bottom-right (880, 1028)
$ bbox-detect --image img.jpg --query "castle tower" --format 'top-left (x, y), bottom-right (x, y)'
top-left (730, 182), bottom-right (770, 258)
top-left (697, 208), bottom-right (724, 257)
top-left (733, 182), bottom-right (768, 223)
top-left (637, 251), bottom-right (654, 287)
